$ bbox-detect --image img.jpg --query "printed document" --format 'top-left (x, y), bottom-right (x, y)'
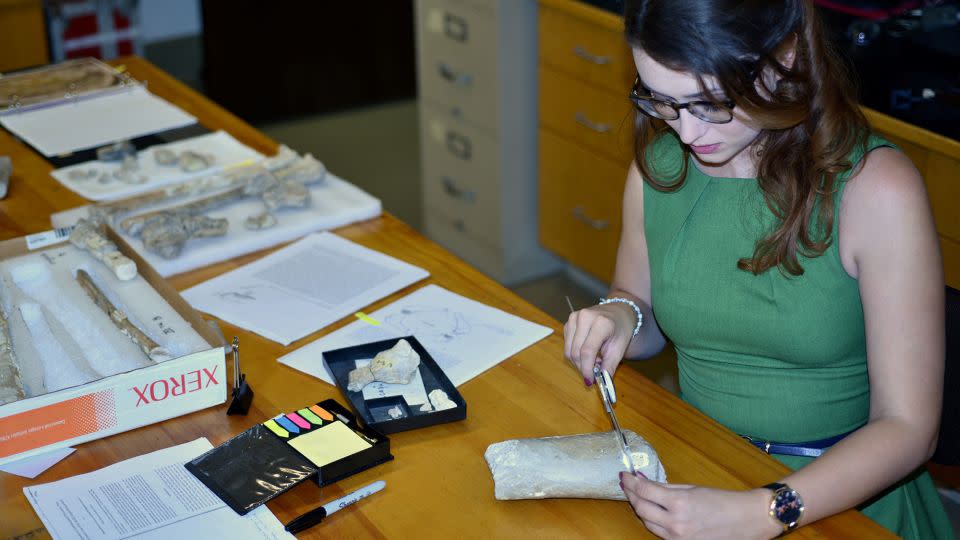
top-left (23, 438), bottom-right (292, 540)
top-left (278, 284), bottom-right (553, 386)
top-left (182, 232), bottom-right (429, 345)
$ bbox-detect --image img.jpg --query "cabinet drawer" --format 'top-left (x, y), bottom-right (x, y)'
top-left (539, 64), bottom-right (634, 163)
top-left (539, 2), bottom-right (634, 93)
top-left (424, 207), bottom-right (506, 279)
top-left (417, 0), bottom-right (499, 128)
top-left (420, 104), bottom-right (503, 245)
top-left (539, 128), bottom-right (625, 282)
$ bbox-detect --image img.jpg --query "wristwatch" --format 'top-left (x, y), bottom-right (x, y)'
top-left (764, 482), bottom-right (804, 534)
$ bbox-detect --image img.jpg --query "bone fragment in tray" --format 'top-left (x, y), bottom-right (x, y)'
top-left (68, 219), bottom-right (137, 281)
top-left (74, 269), bottom-right (171, 362)
top-left (347, 339), bottom-right (421, 392)
top-left (0, 299), bottom-right (25, 405)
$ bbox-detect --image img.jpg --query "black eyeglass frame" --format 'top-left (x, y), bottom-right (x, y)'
top-left (629, 76), bottom-right (737, 124)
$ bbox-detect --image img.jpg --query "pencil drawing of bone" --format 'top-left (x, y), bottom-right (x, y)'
top-left (69, 218), bottom-right (137, 280)
top-left (0, 303), bottom-right (24, 405)
top-left (75, 269), bottom-right (172, 362)
top-left (484, 430), bottom-right (667, 501)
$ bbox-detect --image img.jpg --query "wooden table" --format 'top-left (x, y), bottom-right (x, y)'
top-left (0, 57), bottom-right (893, 539)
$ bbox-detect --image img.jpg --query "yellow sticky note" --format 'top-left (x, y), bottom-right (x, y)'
top-left (354, 312), bottom-right (381, 325)
top-left (288, 421), bottom-right (372, 467)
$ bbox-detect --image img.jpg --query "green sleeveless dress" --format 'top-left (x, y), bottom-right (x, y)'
top-left (642, 133), bottom-right (955, 539)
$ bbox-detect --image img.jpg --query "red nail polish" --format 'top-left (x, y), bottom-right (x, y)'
top-left (584, 377), bottom-right (592, 386)
top-left (634, 471), bottom-right (647, 479)
top-left (619, 471), bottom-right (625, 481)
top-left (619, 480), bottom-right (625, 490)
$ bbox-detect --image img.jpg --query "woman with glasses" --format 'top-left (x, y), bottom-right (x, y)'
top-left (564, 0), bottom-right (953, 538)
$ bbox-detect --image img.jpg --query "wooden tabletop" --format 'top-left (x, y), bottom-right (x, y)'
top-left (0, 57), bottom-right (893, 539)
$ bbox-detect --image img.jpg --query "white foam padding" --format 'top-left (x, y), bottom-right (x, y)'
top-left (51, 173), bottom-right (381, 277)
top-left (0, 244), bottom-right (211, 398)
top-left (18, 303), bottom-right (99, 392)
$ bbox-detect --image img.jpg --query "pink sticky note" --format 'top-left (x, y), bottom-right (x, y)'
top-left (286, 412), bottom-right (310, 430)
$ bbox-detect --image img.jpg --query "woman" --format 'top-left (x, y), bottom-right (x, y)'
top-left (563, 0), bottom-right (954, 538)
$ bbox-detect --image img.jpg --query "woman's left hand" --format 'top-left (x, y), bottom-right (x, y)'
top-left (620, 472), bottom-right (782, 539)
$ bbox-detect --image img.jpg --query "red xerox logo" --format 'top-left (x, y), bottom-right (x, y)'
top-left (130, 366), bottom-right (220, 406)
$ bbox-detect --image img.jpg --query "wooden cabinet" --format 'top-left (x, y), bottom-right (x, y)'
top-left (537, 0), bottom-right (632, 283)
top-left (416, 0), bottom-right (560, 285)
top-left (537, 0), bottom-right (960, 290)
top-left (0, 0), bottom-right (48, 73)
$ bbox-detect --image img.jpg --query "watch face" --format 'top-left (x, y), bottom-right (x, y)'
top-left (773, 489), bottom-right (803, 526)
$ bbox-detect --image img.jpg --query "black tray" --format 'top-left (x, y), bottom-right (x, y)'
top-left (324, 336), bottom-right (467, 434)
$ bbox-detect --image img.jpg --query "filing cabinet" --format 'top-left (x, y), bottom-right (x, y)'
top-left (415, 0), bottom-right (561, 285)
top-left (537, 0), bottom-right (634, 283)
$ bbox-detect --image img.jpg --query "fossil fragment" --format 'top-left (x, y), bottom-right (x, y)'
top-left (428, 389), bottom-right (457, 411)
top-left (153, 148), bottom-right (178, 166)
top-left (75, 269), bottom-right (171, 362)
top-left (484, 430), bottom-right (667, 501)
top-left (178, 150), bottom-right (214, 172)
top-left (0, 302), bottom-right (24, 405)
top-left (244, 212), bottom-right (277, 230)
top-left (96, 140), bottom-right (135, 162)
top-left (140, 214), bottom-right (228, 259)
top-left (0, 156), bottom-right (10, 200)
top-left (262, 180), bottom-right (309, 211)
top-left (119, 186), bottom-right (245, 236)
top-left (69, 218), bottom-right (137, 281)
top-left (261, 144), bottom-right (298, 171)
top-left (347, 339), bottom-right (421, 392)
top-left (68, 168), bottom-right (97, 182)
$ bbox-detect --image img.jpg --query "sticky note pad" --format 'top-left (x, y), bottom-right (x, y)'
top-left (288, 421), bottom-right (372, 467)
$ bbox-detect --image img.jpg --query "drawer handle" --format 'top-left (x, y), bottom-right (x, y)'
top-left (444, 12), bottom-right (469, 42)
top-left (442, 176), bottom-right (477, 202)
top-left (572, 205), bottom-right (609, 230)
top-left (573, 46), bottom-right (611, 65)
top-left (437, 62), bottom-right (473, 86)
top-left (445, 131), bottom-right (472, 161)
top-left (575, 112), bottom-right (610, 133)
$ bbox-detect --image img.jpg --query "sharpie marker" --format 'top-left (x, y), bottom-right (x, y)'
top-left (284, 480), bottom-right (386, 534)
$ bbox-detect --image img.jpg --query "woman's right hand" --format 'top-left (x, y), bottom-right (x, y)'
top-left (564, 302), bottom-right (638, 385)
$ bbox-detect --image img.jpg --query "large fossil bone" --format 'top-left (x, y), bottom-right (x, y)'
top-left (484, 430), bottom-right (667, 501)
top-left (139, 214), bottom-right (229, 259)
top-left (69, 218), bottom-right (137, 281)
top-left (0, 303), bottom-right (24, 405)
top-left (75, 269), bottom-right (172, 362)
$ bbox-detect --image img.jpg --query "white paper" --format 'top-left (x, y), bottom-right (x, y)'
top-left (182, 232), bottom-right (429, 345)
top-left (357, 358), bottom-right (429, 406)
top-left (278, 284), bottom-right (554, 386)
top-left (51, 173), bottom-right (383, 278)
top-left (23, 438), bottom-right (293, 540)
top-left (50, 130), bottom-right (264, 201)
top-left (0, 86), bottom-right (197, 157)
top-left (0, 447), bottom-right (75, 479)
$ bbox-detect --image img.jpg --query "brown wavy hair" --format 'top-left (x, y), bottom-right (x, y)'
top-left (624, 0), bottom-right (869, 275)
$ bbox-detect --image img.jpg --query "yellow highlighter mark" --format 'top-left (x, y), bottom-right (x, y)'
top-left (354, 312), bottom-right (381, 325)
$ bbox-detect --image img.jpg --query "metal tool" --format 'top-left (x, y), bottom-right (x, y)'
top-left (566, 296), bottom-right (640, 474)
top-left (594, 364), bottom-right (640, 474)
top-left (226, 336), bottom-right (254, 415)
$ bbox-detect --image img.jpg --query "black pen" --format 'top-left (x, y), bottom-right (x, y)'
top-left (284, 480), bottom-right (386, 534)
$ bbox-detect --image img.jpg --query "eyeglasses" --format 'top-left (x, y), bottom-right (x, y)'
top-left (629, 76), bottom-right (736, 124)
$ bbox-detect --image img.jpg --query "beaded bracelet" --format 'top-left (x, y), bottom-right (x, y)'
top-left (598, 297), bottom-right (643, 338)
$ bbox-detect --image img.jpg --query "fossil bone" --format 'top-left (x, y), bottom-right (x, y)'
top-left (484, 430), bottom-right (667, 501)
top-left (96, 140), bottom-right (135, 162)
top-left (69, 219), bottom-right (137, 281)
top-left (68, 168), bottom-right (97, 182)
top-left (140, 214), bottom-right (228, 259)
top-left (428, 389), bottom-right (457, 411)
top-left (244, 212), bottom-right (277, 230)
top-left (347, 339), bottom-right (421, 392)
top-left (0, 302), bottom-right (24, 405)
top-left (153, 148), bottom-right (178, 166)
top-left (75, 269), bottom-right (171, 362)
top-left (178, 150), bottom-right (214, 172)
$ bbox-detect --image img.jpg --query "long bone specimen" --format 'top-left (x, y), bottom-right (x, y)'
top-left (69, 218), bottom-right (137, 280)
top-left (0, 303), bottom-right (24, 405)
top-left (116, 156), bottom-right (325, 258)
top-left (75, 269), bottom-right (172, 362)
top-left (88, 144), bottom-right (302, 227)
top-left (484, 430), bottom-right (667, 501)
